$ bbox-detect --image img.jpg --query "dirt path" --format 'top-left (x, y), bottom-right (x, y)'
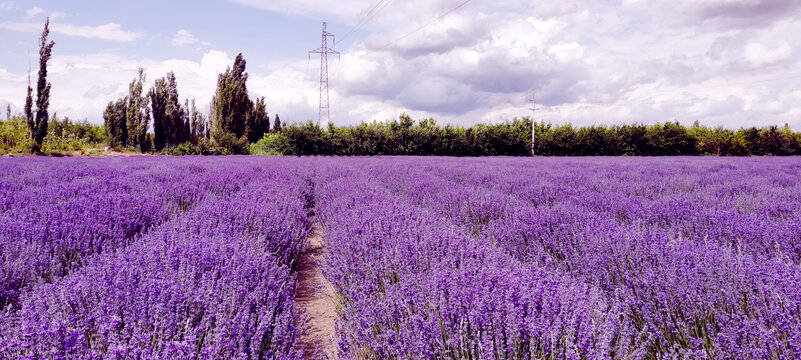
top-left (296, 222), bottom-right (337, 359)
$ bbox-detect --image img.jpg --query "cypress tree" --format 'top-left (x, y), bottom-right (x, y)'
top-left (5, 104), bottom-right (9, 121)
top-left (28, 18), bottom-right (54, 153)
top-left (273, 114), bottom-right (282, 132)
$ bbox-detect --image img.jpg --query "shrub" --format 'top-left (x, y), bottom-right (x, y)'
top-left (41, 132), bottom-right (90, 153)
top-left (250, 132), bottom-right (288, 155)
top-left (0, 117), bottom-right (31, 154)
top-left (212, 130), bottom-right (250, 155)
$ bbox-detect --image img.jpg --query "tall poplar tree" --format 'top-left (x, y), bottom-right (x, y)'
top-left (149, 71), bottom-right (184, 150)
top-left (103, 97), bottom-right (128, 148)
top-left (189, 99), bottom-right (207, 145)
top-left (149, 77), bottom-right (168, 151)
top-left (127, 68), bottom-right (150, 151)
top-left (24, 71), bottom-right (33, 136)
top-left (246, 96), bottom-right (269, 142)
top-left (211, 53), bottom-right (249, 138)
top-left (165, 72), bottom-right (184, 146)
top-left (27, 18), bottom-right (54, 153)
top-left (182, 99), bottom-right (191, 144)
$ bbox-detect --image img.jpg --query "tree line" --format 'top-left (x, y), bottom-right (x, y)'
top-left (5, 18), bottom-right (285, 156)
top-left (252, 115), bottom-right (531, 156)
top-left (103, 54), bottom-right (279, 155)
top-left (250, 117), bottom-right (801, 157)
top-left (532, 121), bottom-right (801, 156)
top-left (5, 18), bottom-right (801, 157)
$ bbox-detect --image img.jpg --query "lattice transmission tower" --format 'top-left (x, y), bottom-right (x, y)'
top-left (529, 90), bottom-right (540, 155)
top-left (309, 22), bottom-right (340, 128)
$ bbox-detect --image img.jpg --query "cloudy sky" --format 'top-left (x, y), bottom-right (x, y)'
top-left (1, 0), bottom-right (800, 128)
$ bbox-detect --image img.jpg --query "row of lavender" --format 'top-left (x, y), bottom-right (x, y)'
top-left (320, 157), bottom-right (800, 359)
top-left (0, 157), bottom-right (311, 359)
top-left (316, 161), bottom-right (642, 359)
top-left (401, 158), bottom-right (800, 358)
top-left (0, 157), bottom-right (257, 310)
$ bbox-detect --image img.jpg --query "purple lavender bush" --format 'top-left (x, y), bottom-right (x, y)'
top-left (0, 157), bottom-right (311, 360)
top-left (315, 161), bottom-right (643, 359)
top-left (2, 156), bottom-right (799, 359)
top-left (0, 157), bottom-right (265, 310)
top-left (349, 157), bottom-right (801, 359)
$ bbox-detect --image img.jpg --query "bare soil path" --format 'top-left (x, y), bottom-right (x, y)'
top-left (296, 222), bottom-right (337, 359)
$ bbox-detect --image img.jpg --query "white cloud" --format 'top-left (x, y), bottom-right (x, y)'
top-left (0, 1), bottom-right (14, 11)
top-left (744, 41), bottom-right (793, 67)
top-left (24, 6), bottom-right (44, 19)
top-left (0, 21), bottom-right (143, 42)
top-left (3, 0), bottom-right (801, 130)
top-left (55, 22), bottom-right (142, 42)
top-left (228, 0), bottom-right (377, 24)
top-left (171, 29), bottom-right (205, 46)
top-left (299, 0), bottom-right (801, 128)
top-left (0, 51), bottom-right (234, 123)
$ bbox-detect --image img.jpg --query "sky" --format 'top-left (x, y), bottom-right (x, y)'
top-left (1, 0), bottom-right (801, 129)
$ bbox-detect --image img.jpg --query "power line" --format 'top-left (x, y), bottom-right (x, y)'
top-left (374, 0), bottom-right (472, 52)
top-left (331, 0), bottom-right (472, 79)
top-left (338, 0), bottom-right (393, 47)
top-left (329, 0), bottom-right (393, 80)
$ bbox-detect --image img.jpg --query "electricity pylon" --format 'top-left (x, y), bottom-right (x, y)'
top-left (529, 90), bottom-right (540, 155)
top-left (309, 22), bottom-right (339, 128)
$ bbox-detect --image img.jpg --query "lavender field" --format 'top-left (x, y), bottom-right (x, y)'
top-left (1, 156), bottom-right (800, 359)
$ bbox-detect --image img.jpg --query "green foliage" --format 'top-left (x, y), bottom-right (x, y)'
top-left (533, 121), bottom-right (801, 156)
top-left (41, 132), bottom-right (90, 153)
top-left (127, 67), bottom-right (150, 152)
top-left (0, 116), bottom-right (31, 154)
top-left (189, 99), bottom-right (209, 145)
top-left (160, 139), bottom-right (229, 156)
top-left (165, 142), bottom-right (200, 156)
top-left (212, 129), bottom-right (250, 155)
top-left (212, 53), bottom-right (250, 138)
top-left (246, 97), bottom-right (270, 143)
top-left (250, 132), bottom-right (287, 155)
top-left (26, 17), bottom-right (55, 154)
top-left (103, 97), bottom-right (128, 149)
top-left (149, 72), bottom-right (186, 151)
top-left (210, 53), bottom-right (272, 145)
top-left (149, 76), bottom-right (168, 151)
top-left (45, 115), bottom-right (105, 153)
top-left (25, 80), bottom-right (33, 145)
top-left (48, 116), bottom-right (105, 144)
top-left (264, 115), bottom-right (801, 157)
top-left (274, 115), bottom-right (531, 156)
top-left (1, 115), bottom-right (105, 155)
top-left (279, 120), bottom-right (328, 155)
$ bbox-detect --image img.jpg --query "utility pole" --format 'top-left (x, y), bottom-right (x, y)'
top-left (528, 90), bottom-right (540, 155)
top-left (309, 22), bottom-right (339, 128)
